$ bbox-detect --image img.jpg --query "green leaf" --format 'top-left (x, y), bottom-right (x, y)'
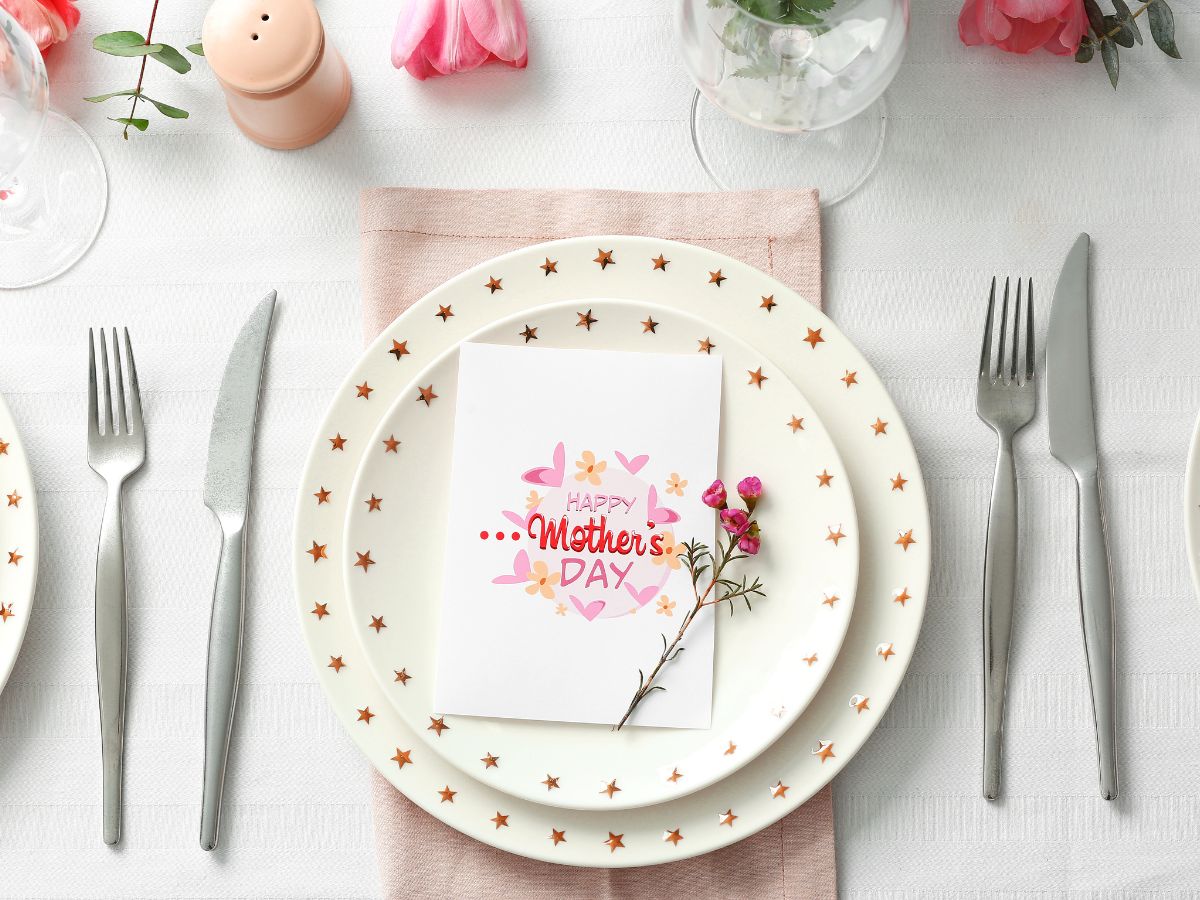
top-left (1148, 0), bottom-right (1182, 59)
top-left (1112, 0), bottom-right (1142, 45)
top-left (1075, 36), bottom-right (1095, 62)
top-left (1105, 15), bottom-right (1135, 48)
top-left (151, 44), bottom-right (192, 74)
top-left (83, 89), bottom-right (139, 103)
top-left (141, 95), bottom-right (189, 119)
top-left (93, 31), bottom-right (164, 57)
top-left (1082, 0), bottom-right (1107, 37)
top-left (1100, 38), bottom-right (1120, 88)
top-left (186, 42), bottom-right (204, 56)
top-left (109, 117), bottom-right (149, 131)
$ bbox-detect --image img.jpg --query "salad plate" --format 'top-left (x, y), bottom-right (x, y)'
top-left (0, 395), bottom-right (37, 698)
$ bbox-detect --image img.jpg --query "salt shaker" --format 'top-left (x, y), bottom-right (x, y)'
top-left (202, 0), bottom-right (351, 150)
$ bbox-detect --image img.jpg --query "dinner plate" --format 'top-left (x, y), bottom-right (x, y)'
top-left (0, 395), bottom-right (38, 697)
top-left (293, 236), bottom-right (930, 866)
top-left (340, 298), bottom-right (859, 811)
top-left (1183, 411), bottom-right (1200, 601)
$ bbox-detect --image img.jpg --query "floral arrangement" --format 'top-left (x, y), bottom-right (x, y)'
top-left (615, 476), bottom-right (766, 730)
top-left (959, 0), bottom-right (1181, 87)
top-left (1, 0), bottom-right (79, 55)
top-left (392, 0), bottom-right (528, 80)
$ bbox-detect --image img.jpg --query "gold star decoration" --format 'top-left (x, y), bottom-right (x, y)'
top-left (520, 324), bottom-right (538, 343)
top-left (4, 550), bottom-right (16, 566)
top-left (481, 752), bottom-right (500, 769)
top-left (428, 716), bottom-right (450, 736)
top-left (392, 748), bottom-right (413, 769)
top-left (394, 668), bottom-right (411, 685)
top-left (328, 655), bottom-right (346, 673)
top-left (891, 472), bottom-right (908, 491)
top-left (417, 385), bottom-right (438, 406)
top-left (697, 337), bottom-right (715, 354)
top-left (895, 529), bottom-right (917, 551)
top-left (356, 382), bottom-right (373, 399)
top-left (804, 327), bottom-right (824, 349)
top-left (663, 829), bottom-right (684, 846)
top-left (365, 494), bottom-right (383, 512)
top-left (549, 828), bottom-right (567, 846)
top-left (6, 491), bottom-right (20, 507)
top-left (893, 587), bottom-right (911, 607)
top-left (718, 809), bottom-right (737, 827)
top-left (760, 295), bottom-right (777, 312)
top-left (817, 470), bottom-right (833, 487)
top-left (542, 774), bottom-right (560, 791)
top-left (491, 812), bottom-right (510, 829)
top-left (314, 486), bottom-right (332, 504)
top-left (356, 552), bottom-right (376, 573)
top-left (600, 779), bottom-right (621, 799)
top-left (822, 593), bottom-right (839, 608)
top-left (383, 435), bottom-right (401, 453)
top-left (0, 604), bottom-right (12, 623)
top-left (390, 339), bottom-right (410, 360)
top-left (825, 526), bottom-right (846, 546)
top-left (306, 541), bottom-right (327, 563)
top-left (438, 785), bottom-right (456, 803)
top-left (540, 258), bottom-right (558, 275)
top-left (485, 276), bottom-right (503, 294)
top-left (0, 439), bottom-right (8, 454)
top-left (708, 269), bottom-right (726, 287)
top-left (329, 433), bottom-right (347, 450)
top-left (604, 832), bottom-right (625, 853)
top-left (877, 642), bottom-right (896, 661)
top-left (788, 415), bottom-right (805, 433)
top-left (852, 694), bottom-right (871, 713)
top-left (667, 767), bottom-right (683, 783)
top-left (871, 417), bottom-right (888, 436)
top-left (311, 602), bottom-right (329, 620)
top-left (651, 254), bottom-right (669, 271)
top-left (369, 614), bottom-right (386, 632)
top-left (724, 741), bottom-right (737, 756)
top-left (813, 740), bottom-right (836, 763)
top-left (841, 370), bottom-right (858, 388)
top-left (803, 653), bottom-right (818, 666)
top-left (747, 367), bottom-right (768, 388)
top-left (357, 706), bottom-right (375, 724)
top-left (770, 780), bottom-right (789, 799)
top-left (641, 316), bottom-right (658, 334)
top-left (594, 249), bottom-right (615, 269)
top-left (576, 309), bottom-right (597, 330)
top-left (436, 305), bottom-right (454, 322)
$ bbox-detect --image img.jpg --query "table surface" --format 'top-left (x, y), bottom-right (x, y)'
top-left (3, 0), bottom-right (1199, 896)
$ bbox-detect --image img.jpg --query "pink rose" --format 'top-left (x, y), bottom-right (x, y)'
top-left (392, 0), bottom-right (528, 81)
top-left (702, 479), bottom-right (727, 510)
top-left (958, 0), bottom-right (1086, 56)
top-left (1, 0), bottom-right (80, 55)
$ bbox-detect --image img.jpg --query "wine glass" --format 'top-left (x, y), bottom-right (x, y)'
top-left (676, 0), bottom-right (909, 206)
top-left (0, 8), bottom-right (107, 289)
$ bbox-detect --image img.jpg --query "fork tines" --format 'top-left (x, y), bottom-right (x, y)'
top-left (978, 277), bottom-right (1035, 385)
top-left (88, 328), bottom-right (143, 440)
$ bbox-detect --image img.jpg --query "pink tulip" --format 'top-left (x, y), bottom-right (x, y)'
top-left (1, 0), bottom-right (80, 55)
top-left (958, 0), bottom-right (1086, 56)
top-left (392, 0), bottom-right (528, 81)
top-left (702, 479), bottom-right (728, 510)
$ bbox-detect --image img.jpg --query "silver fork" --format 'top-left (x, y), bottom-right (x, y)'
top-left (87, 328), bottom-right (145, 845)
top-left (976, 277), bottom-right (1035, 801)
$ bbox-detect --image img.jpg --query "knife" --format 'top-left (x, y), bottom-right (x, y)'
top-left (200, 292), bottom-right (277, 850)
top-left (1046, 234), bottom-right (1118, 801)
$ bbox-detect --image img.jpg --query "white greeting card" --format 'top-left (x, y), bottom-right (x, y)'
top-left (434, 342), bottom-right (722, 728)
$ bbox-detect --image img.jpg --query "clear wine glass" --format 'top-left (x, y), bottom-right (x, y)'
top-left (677, 0), bottom-right (909, 206)
top-left (0, 8), bottom-right (107, 289)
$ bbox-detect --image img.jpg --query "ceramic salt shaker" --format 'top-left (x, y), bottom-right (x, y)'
top-left (202, 0), bottom-right (351, 150)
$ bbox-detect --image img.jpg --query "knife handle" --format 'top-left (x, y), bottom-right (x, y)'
top-left (982, 435), bottom-right (1018, 801)
top-left (1075, 470), bottom-right (1118, 801)
top-left (201, 522), bottom-right (247, 851)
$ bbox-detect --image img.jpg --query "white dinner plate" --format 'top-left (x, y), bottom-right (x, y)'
top-left (1183, 411), bottom-right (1200, 601)
top-left (0, 395), bottom-right (38, 697)
top-left (293, 236), bottom-right (930, 866)
top-left (340, 297), bottom-right (859, 811)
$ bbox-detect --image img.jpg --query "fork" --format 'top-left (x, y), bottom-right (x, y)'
top-left (976, 277), bottom-right (1035, 802)
top-left (87, 328), bottom-right (145, 845)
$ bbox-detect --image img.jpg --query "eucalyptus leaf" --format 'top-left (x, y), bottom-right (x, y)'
top-left (84, 89), bottom-right (139, 103)
top-left (93, 31), bottom-right (164, 57)
top-left (151, 43), bottom-right (192, 74)
top-left (1148, 0), bottom-right (1181, 58)
top-left (1105, 15), bottom-right (1135, 48)
top-left (109, 117), bottom-right (149, 131)
top-left (1082, 0), bottom-right (1107, 37)
top-left (1100, 37), bottom-right (1120, 88)
top-left (186, 42), bottom-right (204, 56)
top-left (1075, 36), bottom-right (1095, 62)
top-left (141, 95), bottom-right (189, 119)
top-left (1112, 0), bottom-right (1142, 45)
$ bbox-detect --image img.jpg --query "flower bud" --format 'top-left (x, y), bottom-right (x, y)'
top-left (702, 479), bottom-right (728, 510)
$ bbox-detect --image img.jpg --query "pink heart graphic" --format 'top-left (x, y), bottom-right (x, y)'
top-left (614, 450), bottom-right (649, 475)
top-left (522, 441), bottom-right (565, 487)
top-left (570, 595), bottom-right (606, 621)
top-left (624, 583), bottom-right (657, 607)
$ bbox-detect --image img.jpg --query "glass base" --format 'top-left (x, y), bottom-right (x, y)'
top-left (689, 90), bottom-right (887, 208)
top-left (0, 111), bottom-right (108, 289)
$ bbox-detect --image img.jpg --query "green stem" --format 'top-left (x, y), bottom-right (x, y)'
top-left (1090, 0), bottom-right (1151, 45)
top-left (124, 0), bottom-right (161, 140)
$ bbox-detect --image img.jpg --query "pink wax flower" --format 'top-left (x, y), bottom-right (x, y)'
top-left (2, 0), bottom-right (80, 55)
top-left (738, 533), bottom-right (761, 556)
top-left (392, 0), bottom-right (528, 81)
top-left (702, 479), bottom-right (728, 510)
top-left (720, 508), bottom-right (749, 537)
top-left (958, 0), bottom-right (1086, 56)
top-left (736, 476), bottom-right (762, 510)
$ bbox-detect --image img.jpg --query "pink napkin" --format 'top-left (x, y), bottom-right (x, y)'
top-left (360, 187), bottom-right (834, 899)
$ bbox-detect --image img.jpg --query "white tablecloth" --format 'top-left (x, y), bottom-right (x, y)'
top-left (3, 0), bottom-right (1198, 895)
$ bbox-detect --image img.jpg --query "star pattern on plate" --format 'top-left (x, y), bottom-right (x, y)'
top-left (356, 382), bottom-right (373, 399)
top-left (817, 470), bottom-right (833, 487)
top-left (600, 779), bottom-right (621, 799)
top-left (841, 370), bottom-right (858, 388)
top-left (329, 433), bottom-right (347, 451)
top-left (747, 367), bottom-right (768, 388)
top-left (550, 828), bottom-right (567, 845)
top-left (0, 439), bottom-right (8, 455)
top-left (651, 254), bottom-right (669, 271)
top-left (891, 472), bottom-right (908, 491)
top-left (391, 748), bottom-right (413, 769)
top-left (6, 550), bottom-right (20, 566)
top-left (540, 258), bottom-right (558, 275)
top-left (520, 324), bottom-right (538, 343)
top-left (895, 529), bottom-right (917, 551)
top-left (383, 435), bottom-right (401, 453)
top-left (436, 304), bottom-right (454, 322)
top-left (438, 785), bottom-right (456, 803)
top-left (825, 526), bottom-right (846, 546)
top-left (603, 832), bottom-right (625, 853)
top-left (389, 339), bottom-right (410, 360)
top-left (872, 417), bottom-right (888, 436)
top-left (357, 706), bottom-right (375, 724)
top-left (491, 811), bottom-right (510, 829)
top-left (481, 752), bottom-right (500, 769)
top-left (328, 655), bottom-right (346, 673)
top-left (877, 642), bottom-right (896, 661)
top-left (369, 615), bottom-right (386, 632)
top-left (428, 716), bottom-right (450, 736)
top-left (760, 295), bottom-right (777, 312)
top-left (542, 774), bottom-right (560, 790)
top-left (813, 740), bottom-right (835, 762)
top-left (822, 593), bottom-right (838, 608)
top-left (6, 491), bottom-right (20, 507)
top-left (394, 668), bottom-right (411, 684)
top-left (311, 602), bottom-right (329, 620)
top-left (306, 541), bottom-right (327, 563)
top-left (893, 587), bottom-right (911, 607)
top-left (667, 767), bottom-right (683, 783)
top-left (697, 337), bottom-right (715, 354)
top-left (365, 494), bottom-right (383, 512)
top-left (314, 486), bottom-right (332, 505)
top-left (0, 604), bottom-right (14, 623)
top-left (851, 694), bottom-right (870, 713)
top-left (576, 309), bottom-right (597, 331)
top-left (355, 551), bottom-right (376, 573)
top-left (724, 741), bottom-right (737, 756)
top-left (803, 653), bottom-right (818, 666)
top-left (804, 327), bottom-right (824, 349)
top-left (718, 809), bottom-right (737, 827)
top-left (485, 276), bottom-right (503, 294)
top-left (788, 415), bottom-right (805, 433)
top-left (770, 780), bottom-right (789, 799)
top-left (417, 385), bottom-right (438, 406)
top-left (708, 269), bottom-right (726, 287)
top-left (663, 828), bottom-right (684, 846)
top-left (594, 249), bottom-right (615, 269)
top-left (641, 316), bottom-right (658, 334)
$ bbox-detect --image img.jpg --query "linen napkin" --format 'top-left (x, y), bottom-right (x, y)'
top-left (360, 187), bottom-right (834, 900)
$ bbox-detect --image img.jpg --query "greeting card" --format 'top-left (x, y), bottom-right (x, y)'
top-left (434, 342), bottom-right (723, 728)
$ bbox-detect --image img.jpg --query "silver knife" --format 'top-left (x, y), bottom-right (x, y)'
top-left (200, 292), bottom-right (277, 850)
top-left (1046, 234), bottom-right (1118, 801)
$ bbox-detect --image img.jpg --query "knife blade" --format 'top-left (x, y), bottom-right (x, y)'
top-left (200, 291), bottom-right (276, 850)
top-left (1046, 235), bottom-right (1118, 801)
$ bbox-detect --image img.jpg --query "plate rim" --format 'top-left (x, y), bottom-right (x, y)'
top-left (0, 394), bottom-right (40, 697)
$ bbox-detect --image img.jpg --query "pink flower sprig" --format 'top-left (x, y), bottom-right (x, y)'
top-left (615, 475), bottom-right (767, 730)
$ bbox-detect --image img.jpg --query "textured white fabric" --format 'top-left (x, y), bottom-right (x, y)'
top-left (1, 0), bottom-right (1197, 896)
